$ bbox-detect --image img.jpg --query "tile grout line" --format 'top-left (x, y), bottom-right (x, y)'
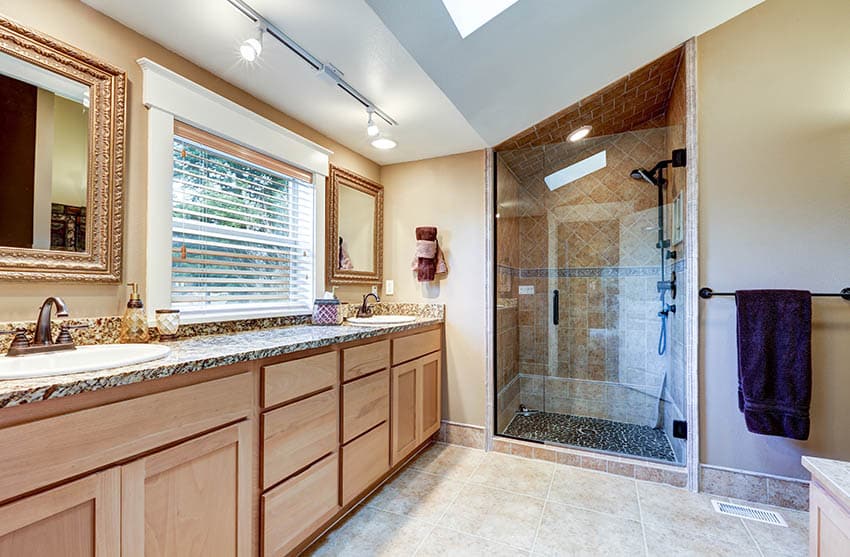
top-left (529, 464), bottom-right (557, 555)
top-left (634, 480), bottom-right (650, 556)
top-left (739, 516), bottom-right (768, 557)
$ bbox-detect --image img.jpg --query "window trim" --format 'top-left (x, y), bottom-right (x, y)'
top-left (140, 58), bottom-right (329, 324)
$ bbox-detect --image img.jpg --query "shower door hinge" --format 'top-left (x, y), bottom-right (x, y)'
top-left (673, 420), bottom-right (688, 440)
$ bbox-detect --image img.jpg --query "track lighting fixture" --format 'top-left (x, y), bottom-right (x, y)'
top-left (366, 109), bottom-right (379, 137)
top-left (240, 24), bottom-right (264, 62)
top-left (371, 137), bottom-right (397, 150)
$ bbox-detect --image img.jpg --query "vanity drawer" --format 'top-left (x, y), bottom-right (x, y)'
top-left (262, 351), bottom-right (338, 408)
top-left (342, 339), bottom-right (389, 382)
top-left (341, 422), bottom-right (389, 505)
top-left (392, 329), bottom-right (441, 365)
top-left (342, 370), bottom-right (389, 444)
top-left (263, 453), bottom-right (339, 557)
top-left (262, 388), bottom-right (338, 489)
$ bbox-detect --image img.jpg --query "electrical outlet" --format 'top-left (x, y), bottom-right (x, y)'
top-left (518, 285), bottom-right (535, 295)
top-left (371, 285), bottom-right (379, 296)
top-left (385, 280), bottom-right (394, 295)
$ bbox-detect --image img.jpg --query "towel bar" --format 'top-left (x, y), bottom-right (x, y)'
top-left (699, 287), bottom-right (850, 300)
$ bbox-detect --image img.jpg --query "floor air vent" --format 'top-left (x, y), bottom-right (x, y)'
top-left (711, 500), bottom-right (787, 526)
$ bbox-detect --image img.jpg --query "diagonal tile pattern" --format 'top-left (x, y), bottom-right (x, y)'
top-left (305, 443), bottom-right (808, 556)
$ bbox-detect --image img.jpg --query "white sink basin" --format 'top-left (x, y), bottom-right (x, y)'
top-left (346, 315), bottom-right (417, 327)
top-left (0, 344), bottom-right (172, 380)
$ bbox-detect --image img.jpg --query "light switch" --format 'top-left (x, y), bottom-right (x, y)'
top-left (385, 280), bottom-right (394, 295)
top-left (519, 285), bottom-right (535, 295)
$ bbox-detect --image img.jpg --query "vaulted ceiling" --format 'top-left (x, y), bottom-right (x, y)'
top-left (84, 0), bottom-right (762, 165)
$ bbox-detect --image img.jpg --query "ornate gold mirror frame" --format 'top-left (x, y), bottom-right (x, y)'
top-left (0, 16), bottom-right (126, 282)
top-left (326, 165), bottom-right (383, 286)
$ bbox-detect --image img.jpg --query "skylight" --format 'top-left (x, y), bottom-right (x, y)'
top-left (441, 0), bottom-right (519, 39)
top-left (544, 151), bottom-right (607, 191)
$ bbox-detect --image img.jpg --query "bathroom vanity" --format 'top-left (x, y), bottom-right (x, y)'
top-left (0, 319), bottom-right (443, 556)
top-left (804, 456), bottom-right (850, 556)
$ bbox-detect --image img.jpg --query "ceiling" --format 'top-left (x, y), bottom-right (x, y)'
top-left (367, 0), bottom-right (762, 146)
top-left (83, 0), bottom-right (762, 166)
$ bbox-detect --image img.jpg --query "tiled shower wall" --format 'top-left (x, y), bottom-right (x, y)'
top-left (498, 128), bottom-right (683, 446)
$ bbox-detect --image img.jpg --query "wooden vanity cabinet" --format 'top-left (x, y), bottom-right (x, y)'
top-left (390, 329), bottom-right (443, 466)
top-left (0, 468), bottom-right (120, 556)
top-left (122, 422), bottom-right (253, 557)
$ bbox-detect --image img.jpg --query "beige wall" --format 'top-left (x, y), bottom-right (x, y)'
top-left (0, 0), bottom-right (379, 320)
top-left (381, 151), bottom-right (488, 426)
top-left (698, 0), bottom-right (850, 479)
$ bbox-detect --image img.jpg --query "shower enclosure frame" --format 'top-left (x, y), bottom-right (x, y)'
top-left (484, 38), bottom-right (701, 491)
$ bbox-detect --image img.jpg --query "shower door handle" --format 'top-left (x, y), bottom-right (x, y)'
top-left (553, 289), bottom-right (560, 325)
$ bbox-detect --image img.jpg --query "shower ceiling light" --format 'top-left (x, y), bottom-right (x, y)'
top-left (366, 109), bottom-right (379, 137)
top-left (240, 25), bottom-right (264, 62)
top-left (371, 137), bottom-right (397, 150)
top-left (568, 125), bottom-right (592, 142)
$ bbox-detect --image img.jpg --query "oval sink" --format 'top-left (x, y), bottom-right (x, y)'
top-left (346, 315), bottom-right (417, 327)
top-left (0, 344), bottom-right (172, 380)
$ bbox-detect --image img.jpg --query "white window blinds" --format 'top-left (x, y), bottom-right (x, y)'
top-left (171, 124), bottom-right (314, 318)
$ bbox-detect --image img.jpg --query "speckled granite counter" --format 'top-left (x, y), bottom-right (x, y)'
top-left (804, 456), bottom-right (850, 510)
top-left (0, 317), bottom-right (442, 409)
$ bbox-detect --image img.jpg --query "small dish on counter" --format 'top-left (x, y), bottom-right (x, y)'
top-left (0, 344), bottom-right (171, 380)
top-left (346, 315), bottom-right (417, 327)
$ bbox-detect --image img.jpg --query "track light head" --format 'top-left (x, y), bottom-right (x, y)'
top-left (240, 25), bottom-right (264, 62)
top-left (366, 109), bottom-right (379, 137)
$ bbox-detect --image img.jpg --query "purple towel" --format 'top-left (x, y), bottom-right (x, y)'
top-left (735, 290), bottom-right (812, 440)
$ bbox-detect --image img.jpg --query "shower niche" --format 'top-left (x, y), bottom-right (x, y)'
top-left (493, 46), bottom-right (690, 466)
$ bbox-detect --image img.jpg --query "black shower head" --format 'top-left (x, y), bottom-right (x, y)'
top-left (630, 168), bottom-right (660, 186)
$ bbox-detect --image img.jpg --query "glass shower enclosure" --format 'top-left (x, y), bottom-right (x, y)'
top-left (494, 127), bottom-right (687, 465)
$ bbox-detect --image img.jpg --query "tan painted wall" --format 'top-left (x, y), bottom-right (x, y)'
top-left (0, 0), bottom-right (379, 320)
top-left (381, 151), bottom-right (488, 426)
top-left (698, 0), bottom-right (850, 479)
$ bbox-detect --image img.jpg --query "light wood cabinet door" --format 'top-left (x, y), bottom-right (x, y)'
top-left (121, 421), bottom-right (252, 557)
top-left (0, 468), bottom-right (120, 557)
top-left (391, 361), bottom-right (419, 465)
top-left (418, 351), bottom-right (442, 441)
top-left (810, 482), bottom-right (850, 556)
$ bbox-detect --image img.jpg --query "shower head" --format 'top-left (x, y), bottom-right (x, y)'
top-left (630, 168), bottom-right (660, 186)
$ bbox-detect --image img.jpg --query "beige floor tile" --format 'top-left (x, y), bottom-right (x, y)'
top-left (533, 500), bottom-right (646, 556)
top-left (735, 501), bottom-right (809, 557)
top-left (469, 452), bottom-right (555, 498)
top-left (643, 524), bottom-right (761, 556)
top-left (439, 483), bottom-right (545, 550)
top-left (366, 468), bottom-right (463, 523)
top-left (637, 481), bottom-right (755, 547)
top-left (415, 527), bottom-right (529, 557)
top-left (306, 507), bottom-right (433, 556)
top-left (548, 465), bottom-right (640, 521)
top-left (409, 442), bottom-right (486, 480)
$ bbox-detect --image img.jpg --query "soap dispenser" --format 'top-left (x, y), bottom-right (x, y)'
top-left (120, 282), bottom-right (150, 343)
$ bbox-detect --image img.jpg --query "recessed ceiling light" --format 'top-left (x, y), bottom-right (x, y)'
top-left (371, 137), bottom-right (397, 150)
top-left (240, 25), bottom-right (264, 62)
top-left (441, 0), bottom-right (519, 39)
top-left (568, 125), bottom-right (592, 142)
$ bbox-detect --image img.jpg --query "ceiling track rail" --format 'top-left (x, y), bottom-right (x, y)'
top-left (225, 0), bottom-right (398, 127)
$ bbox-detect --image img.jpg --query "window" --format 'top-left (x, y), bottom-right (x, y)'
top-left (170, 122), bottom-right (315, 319)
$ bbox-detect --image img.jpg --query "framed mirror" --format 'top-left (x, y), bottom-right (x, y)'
top-left (0, 16), bottom-right (126, 281)
top-left (326, 165), bottom-right (383, 286)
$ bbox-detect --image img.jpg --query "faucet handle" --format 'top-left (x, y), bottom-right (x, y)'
top-left (56, 323), bottom-right (89, 345)
top-left (1, 328), bottom-right (31, 349)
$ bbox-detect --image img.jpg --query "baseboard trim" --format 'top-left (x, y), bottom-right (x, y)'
top-left (699, 463), bottom-right (809, 510)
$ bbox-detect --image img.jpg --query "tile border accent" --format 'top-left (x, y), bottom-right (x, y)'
top-left (439, 421), bottom-right (486, 450)
top-left (699, 464), bottom-right (810, 511)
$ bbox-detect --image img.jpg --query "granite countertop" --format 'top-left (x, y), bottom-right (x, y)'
top-left (0, 317), bottom-right (442, 410)
top-left (803, 456), bottom-right (850, 510)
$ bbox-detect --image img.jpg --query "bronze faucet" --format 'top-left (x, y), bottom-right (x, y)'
top-left (357, 292), bottom-right (380, 318)
top-left (2, 297), bottom-right (87, 357)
